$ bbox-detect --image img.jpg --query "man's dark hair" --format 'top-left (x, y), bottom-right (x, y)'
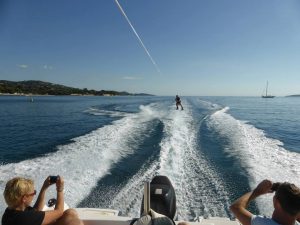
top-left (275, 182), bottom-right (300, 216)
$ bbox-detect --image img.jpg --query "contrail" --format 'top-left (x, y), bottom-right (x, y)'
top-left (114, 0), bottom-right (162, 74)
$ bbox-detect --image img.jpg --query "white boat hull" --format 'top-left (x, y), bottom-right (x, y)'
top-left (75, 208), bottom-right (241, 225)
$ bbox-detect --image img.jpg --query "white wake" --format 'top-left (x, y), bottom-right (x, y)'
top-left (0, 104), bottom-right (159, 214)
top-left (207, 107), bottom-right (300, 216)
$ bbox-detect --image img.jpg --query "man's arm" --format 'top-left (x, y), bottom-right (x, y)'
top-left (230, 180), bottom-right (273, 225)
top-left (230, 191), bottom-right (256, 225)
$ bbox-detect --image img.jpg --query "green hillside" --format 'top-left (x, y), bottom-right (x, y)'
top-left (0, 80), bottom-right (151, 96)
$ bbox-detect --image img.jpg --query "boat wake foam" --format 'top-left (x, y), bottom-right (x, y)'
top-left (158, 103), bottom-right (231, 220)
top-left (0, 104), bottom-right (160, 213)
top-left (207, 107), bottom-right (300, 216)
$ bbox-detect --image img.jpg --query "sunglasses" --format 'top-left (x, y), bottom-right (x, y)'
top-left (26, 190), bottom-right (37, 196)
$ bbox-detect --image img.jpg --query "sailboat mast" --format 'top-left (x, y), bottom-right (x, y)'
top-left (262, 81), bottom-right (274, 98)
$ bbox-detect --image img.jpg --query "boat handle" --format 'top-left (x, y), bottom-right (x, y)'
top-left (143, 181), bottom-right (150, 215)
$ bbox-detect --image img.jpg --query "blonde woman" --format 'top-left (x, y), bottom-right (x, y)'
top-left (2, 176), bottom-right (83, 225)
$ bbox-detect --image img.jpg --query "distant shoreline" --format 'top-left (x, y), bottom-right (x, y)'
top-left (0, 93), bottom-right (146, 97)
top-left (0, 93), bottom-right (113, 97)
top-left (286, 95), bottom-right (300, 97)
top-left (0, 80), bottom-right (153, 96)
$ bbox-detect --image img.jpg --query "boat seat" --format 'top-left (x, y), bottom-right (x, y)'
top-left (141, 176), bottom-right (176, 220)
top-left (150, 184), bottom-right (172, 218)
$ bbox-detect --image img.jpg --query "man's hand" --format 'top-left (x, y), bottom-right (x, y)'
top-left (252, 180), bottom-right (273, 197)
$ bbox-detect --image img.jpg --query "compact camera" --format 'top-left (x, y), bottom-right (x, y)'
top-left (49, 176), bottom-right (58, 184)
top-left (271, 182), bottom-right (281, 191)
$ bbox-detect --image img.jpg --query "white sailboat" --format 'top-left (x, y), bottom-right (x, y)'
top-left (262, 81), bottom-right (275, 98)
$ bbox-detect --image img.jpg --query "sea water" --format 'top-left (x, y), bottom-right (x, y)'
top-left (0, 95), bottom-right (299, 220)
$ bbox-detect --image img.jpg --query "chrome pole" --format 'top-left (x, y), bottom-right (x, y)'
top-left (143, 182), bottom-right (150, 215)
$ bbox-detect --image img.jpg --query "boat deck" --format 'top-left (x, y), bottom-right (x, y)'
top-left (76, 208), bottom-right (241, 225)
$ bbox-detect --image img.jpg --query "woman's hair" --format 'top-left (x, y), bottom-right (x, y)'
top-left (3, 177), bottom-right (34, 208)
top-left (275, 182), bottom-right (300, 216)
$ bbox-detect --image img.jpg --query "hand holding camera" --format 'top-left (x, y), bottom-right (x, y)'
top-left (271, 182), bottom-right (281, 192)
top-left (44, 175), bottom-right (64, 192)
top-left (253, 179), bottom-right (273, 196)
top-left (49, 176), bottom-right (58, 184)
top-left (54, 176), bottom-right (64, 192)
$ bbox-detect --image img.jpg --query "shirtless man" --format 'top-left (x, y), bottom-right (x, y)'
top-left (175, 95), bottom-right (183, 110)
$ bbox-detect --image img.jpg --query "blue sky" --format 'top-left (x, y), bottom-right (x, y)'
top-left (1, 0), bottom-right (300, 96)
